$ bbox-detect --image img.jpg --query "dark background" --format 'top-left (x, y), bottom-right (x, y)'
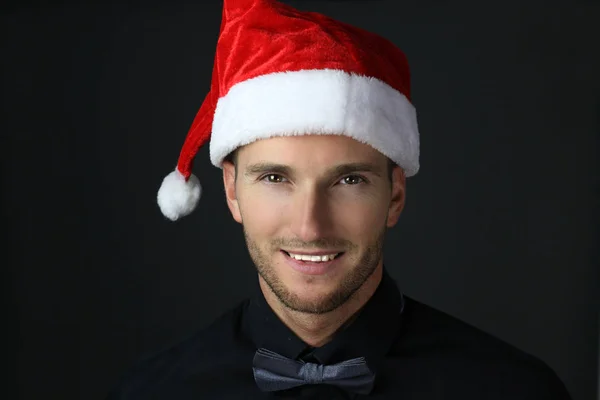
top-left (2, 0), bottom-right (598, 399)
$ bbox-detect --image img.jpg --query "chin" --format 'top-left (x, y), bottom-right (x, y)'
top-left (286, 272), bottom-right (345, 298)
top-left (287, 278), bottom-right (333, 294)
top-left (283, 265), bottom-right (344, 286)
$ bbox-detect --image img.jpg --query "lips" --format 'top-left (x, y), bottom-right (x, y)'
top-left (281, 250), bottom-right (344, 275)
top-left (282, 250), bottom-right (342, 262)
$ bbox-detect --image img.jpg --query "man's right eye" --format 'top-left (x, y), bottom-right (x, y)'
top-left (262, 174), bottom-right (286, 183)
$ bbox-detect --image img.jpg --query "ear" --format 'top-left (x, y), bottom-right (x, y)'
top-left (222, 160), bottom-right (243, 224)
top-left (386, 166), bottom-right (406, 228)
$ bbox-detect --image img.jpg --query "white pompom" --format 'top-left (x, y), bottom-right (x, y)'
top-left (157, 169), bottom-right (202, 221)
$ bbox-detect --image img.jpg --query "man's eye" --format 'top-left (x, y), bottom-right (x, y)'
top-left (340, 175), bottom-right (364, 185)
top-left (262, 174), bottom-right (286, 183)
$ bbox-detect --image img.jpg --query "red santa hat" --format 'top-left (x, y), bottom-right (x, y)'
top-left (157, 0), bottom-right (420, 221)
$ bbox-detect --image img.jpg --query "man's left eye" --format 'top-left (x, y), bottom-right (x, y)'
top-left (340, 175), bottom-right (364, 185)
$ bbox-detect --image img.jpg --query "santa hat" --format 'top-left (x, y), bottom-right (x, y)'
top-left (157, 0), bottom-right (420, 221)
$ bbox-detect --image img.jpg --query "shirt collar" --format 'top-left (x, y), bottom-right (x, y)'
top-left (242, 266), bottom-right (405, 372)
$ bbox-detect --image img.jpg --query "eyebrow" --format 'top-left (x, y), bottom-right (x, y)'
top-left (244, 163), bottom-right (293, 178)
top-left (331, 162), bottom-right (383, 178)
top-left (243, 162), bottom-right (383, 179)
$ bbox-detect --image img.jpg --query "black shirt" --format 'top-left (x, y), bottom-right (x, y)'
top-left (107, 267), bottom-right (572, 399)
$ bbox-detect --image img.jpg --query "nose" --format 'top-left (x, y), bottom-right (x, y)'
top-left (289, 185), bottom-right (332, 243)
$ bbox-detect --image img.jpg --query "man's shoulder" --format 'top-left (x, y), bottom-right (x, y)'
top-left (399, 295), bottom-right (548, 364)
top-left (395, 296), bottom-right (572, 399)
top-left (106, 298), bottom-right (252, 399)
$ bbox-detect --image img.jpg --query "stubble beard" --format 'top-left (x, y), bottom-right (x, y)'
top-left (243, 226), bottom-right (386, 315)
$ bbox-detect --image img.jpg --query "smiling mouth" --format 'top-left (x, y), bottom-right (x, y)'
top-left (281, 250), bottom-right (344, 263)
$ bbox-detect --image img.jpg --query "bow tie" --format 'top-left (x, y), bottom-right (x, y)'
top-left (252, 348), bottom-right (376, 394)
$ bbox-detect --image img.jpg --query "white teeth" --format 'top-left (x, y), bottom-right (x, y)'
top-left (288, 252), bottom-right (339, 262)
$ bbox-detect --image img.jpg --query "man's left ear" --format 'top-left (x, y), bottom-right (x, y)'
top-left (386, 166), bottom-right (406, 227)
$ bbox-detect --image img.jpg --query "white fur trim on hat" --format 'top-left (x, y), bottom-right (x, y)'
top-left (157, 169), bottom-right (202, 221)
top-left (209, 69), bottom-right (420, 176)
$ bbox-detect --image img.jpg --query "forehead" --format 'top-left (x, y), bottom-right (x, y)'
top-left (236, 134), bottom-right (387, 166)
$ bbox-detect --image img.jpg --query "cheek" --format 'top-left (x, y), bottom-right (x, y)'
top-left (330, 195), bottom-right (387, 232)
top-left (239, 190), bottom-right (288, 235)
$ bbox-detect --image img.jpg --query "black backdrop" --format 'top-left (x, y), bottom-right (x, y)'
top-left (2, 1), bottom-right (598, 399)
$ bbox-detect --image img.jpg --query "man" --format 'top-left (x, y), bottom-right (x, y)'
top-left (108, 0), bottom-right (572, 398)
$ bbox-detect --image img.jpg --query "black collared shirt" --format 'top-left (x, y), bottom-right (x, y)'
top-left (107, 268), bottom-right (572, 399)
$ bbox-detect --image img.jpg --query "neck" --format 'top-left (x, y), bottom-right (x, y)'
top-left (259, 263), bottom-right (383, 348)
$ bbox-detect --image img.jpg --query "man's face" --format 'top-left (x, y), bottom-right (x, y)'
top-left (223, 135), bottom-right (405, 314)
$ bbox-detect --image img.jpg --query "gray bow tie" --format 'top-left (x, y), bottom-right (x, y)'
top-left (252, 348), bottom-right (376, 394)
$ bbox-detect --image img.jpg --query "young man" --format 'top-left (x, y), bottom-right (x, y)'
top-left (107, 0), bottom-right (572, 398)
